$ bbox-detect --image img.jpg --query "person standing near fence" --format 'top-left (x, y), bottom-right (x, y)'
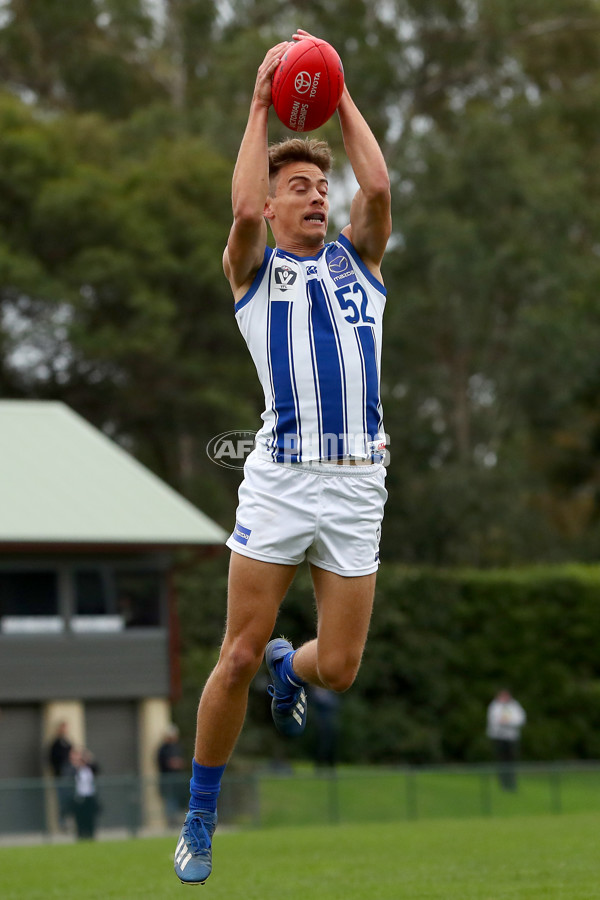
top-left (68, 747), bottom-right (101, 839)
top-left (486, 689), bottom-right (526, 791)
top-left (47, 720), bottom-right (73, 829)
top-left (158, 724), bottom-right (187, 827)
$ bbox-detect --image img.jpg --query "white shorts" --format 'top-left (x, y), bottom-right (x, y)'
top-left (225, 450), bottom-right (387, 577)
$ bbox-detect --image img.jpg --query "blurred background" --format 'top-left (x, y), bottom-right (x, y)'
top-left (2, 0), bottom-right (600, 839)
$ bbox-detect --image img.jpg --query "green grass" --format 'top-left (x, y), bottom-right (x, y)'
top-left (253, 766), bottom-right (600, 827)
top-left (1, 812), bottom-right (600, 899)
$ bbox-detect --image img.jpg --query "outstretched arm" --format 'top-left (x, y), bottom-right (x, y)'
top-left (337, 87), bottom-right (392, 276)
top-left (223, 41), bottom-right (291, 299)
top-left (294, 29), bottom-right (392, 278)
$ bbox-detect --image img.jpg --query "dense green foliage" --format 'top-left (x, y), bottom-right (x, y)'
top-left (3, 3), bottom-right (600, 768)
top-left (174, 559), bottom-right (600, 765)
top-left (354, 564), bottom-right (600, 763)
top-left (2, 1), bottom-right (600, 564)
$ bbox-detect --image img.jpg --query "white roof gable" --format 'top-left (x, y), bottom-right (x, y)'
top-left (0, 401), bottom-right (227, 546)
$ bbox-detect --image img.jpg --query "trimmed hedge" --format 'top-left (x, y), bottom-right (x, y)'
top-left (175, 559), bottom-right (600, 765)
top-left (342, 564), bottom-right (600, 764)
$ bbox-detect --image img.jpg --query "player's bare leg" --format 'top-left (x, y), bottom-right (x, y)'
top-left (264, 567), bottom-right (376, 737)
top-left (175, 553), bottom-right (296, 885)
top-left (195, 553), bottom-right (297, 764)
top-left (294, 567), bottom-right (376, 691)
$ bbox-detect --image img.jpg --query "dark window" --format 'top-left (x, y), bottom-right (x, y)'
top-left (0, 571), bottom-right (58, 617)
top-left (74, 570), bottom-right (108, 616)
top-left (115, 570), bottom-right (162, 628)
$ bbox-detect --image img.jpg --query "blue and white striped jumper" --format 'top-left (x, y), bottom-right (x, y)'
top-left (234, 233), bottom-right (386, 463)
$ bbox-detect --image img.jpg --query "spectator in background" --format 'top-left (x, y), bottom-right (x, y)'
top-left (157, 724), bottom-right (187, 826)
top-left (69, 747), bottom-right (101, 839)
top-left (48, 721), bottom-right (72, 828)
top-left (486, 689), bottom-right (526, 791)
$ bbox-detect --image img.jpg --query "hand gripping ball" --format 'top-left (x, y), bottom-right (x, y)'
top-left (271, 38), bottom-right (344, 133)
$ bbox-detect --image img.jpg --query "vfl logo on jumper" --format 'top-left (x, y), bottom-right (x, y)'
top-left (274, 265), bottom-right (298, 292)
top-left (326, 247), bottom-right (355, 286)
top-left (233, 522), bottom-right (251, 546)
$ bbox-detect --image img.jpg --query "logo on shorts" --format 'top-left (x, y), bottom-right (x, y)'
top-left (206, 430), bottom-right (256, 469)
top-left (233, 521), bottom-right (251, 546)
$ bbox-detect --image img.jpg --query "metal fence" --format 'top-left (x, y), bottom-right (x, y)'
top-left (2, 762), bottom-right (600, 843)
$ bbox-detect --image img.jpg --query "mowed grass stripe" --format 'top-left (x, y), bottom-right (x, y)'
top-left (1, 812), bottom-right (599, 900)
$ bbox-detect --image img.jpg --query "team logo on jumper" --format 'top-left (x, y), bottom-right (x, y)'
top-left (274, 265), bottom-right (298, 292)
top-left (328, 255), bottom-right (348, 273)
top-left (326, 247), bottom-right (355, 286)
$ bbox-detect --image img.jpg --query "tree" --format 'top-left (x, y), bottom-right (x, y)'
top-left (0, 93), bottom-right (255, 523)
top-left (0, 0), bottom-right (166, 117)
top-left (3, 0), bottom-right (600, 561)
top-left (378, 0), bottom-right (600, 563)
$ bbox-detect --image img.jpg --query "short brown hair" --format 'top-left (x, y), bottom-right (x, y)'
top-left (268, 138), bottom-right (333, 191)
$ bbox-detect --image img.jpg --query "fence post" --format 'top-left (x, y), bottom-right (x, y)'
top-left (327, 769), bottom-right (340, 825)
top-left (480, 770), bottom-right (493, 817)
top-left (127, 775), bottom-right (142, 836)
top-left (250, 772), bottom-right (261, 829)
top-left (549, 768), bottom-right (562, 814)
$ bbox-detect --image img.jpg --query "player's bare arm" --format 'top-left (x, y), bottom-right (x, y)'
top-left (223, 41), bottom-right (290, 301)
top-left (337, 87), bottom-right (392, 280)
top-left (292, 29), bottom-right (391, 279)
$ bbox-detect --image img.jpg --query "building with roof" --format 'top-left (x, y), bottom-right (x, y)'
top-left (0, 400), bottom-right (226, 833)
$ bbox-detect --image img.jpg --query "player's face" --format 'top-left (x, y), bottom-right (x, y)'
top-left (266, 162), bottom-right (329, 250)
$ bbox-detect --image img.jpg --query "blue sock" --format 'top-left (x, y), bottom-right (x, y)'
top-left (189, 760), bottom-right (226, 813)
top-left (279, 650), bottom-right (306, 688)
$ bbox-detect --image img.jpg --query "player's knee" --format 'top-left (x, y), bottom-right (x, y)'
top-left (220, 641), bottom-right (262, 688)
top-left (318, 654), bottom-right (360, 693)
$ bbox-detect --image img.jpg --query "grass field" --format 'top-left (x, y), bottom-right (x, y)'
top-left (249, 764), bottom-right (600, 827)
top-left (1, 811), bottom-right (600, 900)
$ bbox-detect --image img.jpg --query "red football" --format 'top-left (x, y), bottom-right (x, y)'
top-left (271, 38), bottom-right (344, 133)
